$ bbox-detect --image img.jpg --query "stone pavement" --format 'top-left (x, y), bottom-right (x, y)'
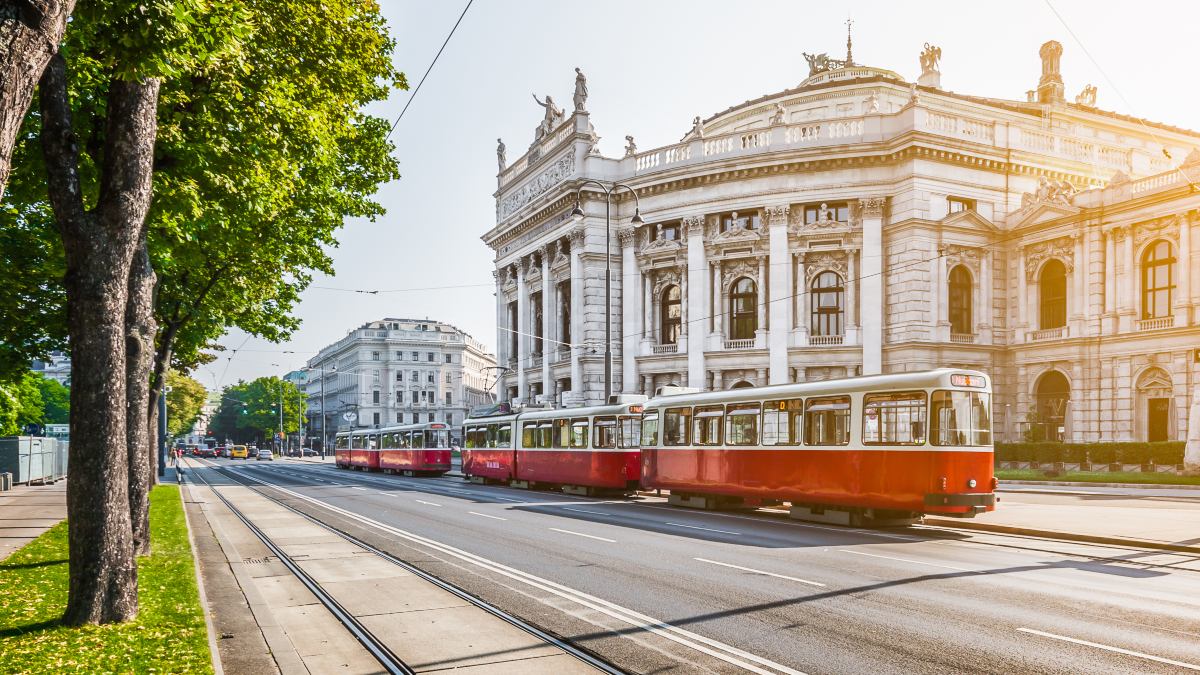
top-left (0, 481), bottom-right (67, 561)
top-left (180, 458), bottom-right (600, 674)
top-left (926, 488), bottom-right (1200, 553)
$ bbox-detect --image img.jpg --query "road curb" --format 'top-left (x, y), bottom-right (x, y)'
top-left (922, 518), bottom-right (1200, 554)
top-left (1001, 479), bottom-right (1200, 491)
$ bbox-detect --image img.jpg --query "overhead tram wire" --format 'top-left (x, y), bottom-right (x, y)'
top-left (384, 0), bottom-right (474, 142)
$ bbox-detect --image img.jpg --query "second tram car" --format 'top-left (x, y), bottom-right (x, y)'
top-left (640, 369), bottom-right (995, 524)
top-left (334, 422), bottom-right (453, 475)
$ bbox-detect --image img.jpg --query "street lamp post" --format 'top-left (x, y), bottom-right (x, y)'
top-left (571, 180), bottom-right (643, 401)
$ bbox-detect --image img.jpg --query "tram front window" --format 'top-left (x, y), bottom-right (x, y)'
top-left (931, 391), bottom-right (992, 446)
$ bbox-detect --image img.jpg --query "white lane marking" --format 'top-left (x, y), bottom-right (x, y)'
top-left (415, 500), bottom-right (442, 507)
top-left (469, 511), bottom-right (508, 521)
top-left (236, 472), bottom-right (803, 674)
top-left (840, 549), bottom-right (977, 572)
top-left (694, 558), bottom-right (826, 587)
top-left (1016, 628), bottom-right (1200, 671)
top-left (562, 507), bottom-right (612, 516)
top-left (350, 486), bottom-right (367, 491)
top-left (549, 527), bottom-right (617, 543)
top-left (666, 522), bottom-right (741, 536)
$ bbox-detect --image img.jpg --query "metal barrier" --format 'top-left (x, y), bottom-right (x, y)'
top-left (0, 437), bottom-right (69, 485)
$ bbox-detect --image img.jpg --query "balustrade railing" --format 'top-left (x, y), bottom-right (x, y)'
top-left (808, 334), bottom-right (844, 346)
top-left (1136, 316), bottom-right (1174, 331)
top-left (949, 333), bottom-right (977, 344)
top-left (651, 343), bottom-right (679, 355)
top-left (723, 338), bottom-right (756, 350)
top-left (1026, 326), bottom-right (1068, 342)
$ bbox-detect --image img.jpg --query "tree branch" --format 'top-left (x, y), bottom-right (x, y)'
top-left (37, 52), bottom-right (85, 235)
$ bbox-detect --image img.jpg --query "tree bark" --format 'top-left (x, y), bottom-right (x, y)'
top-left (125, 232), bottom-right (156, 556)
top-left (0, 0), bottom-right (74, 201)
top-left (40, 52), bottom-right (161, 625)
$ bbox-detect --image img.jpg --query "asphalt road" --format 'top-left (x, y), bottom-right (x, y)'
top-left (203, 458), bottom-right (1200, 674)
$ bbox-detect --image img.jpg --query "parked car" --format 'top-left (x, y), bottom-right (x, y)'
top-left (198, 446), bottom-right (217, 458)
top-left (301, 447), bottom-right (316, 457)
top-left (256, 448), bottom-right (274, 461)
top-left (230, 445), bottom-right (249, 459)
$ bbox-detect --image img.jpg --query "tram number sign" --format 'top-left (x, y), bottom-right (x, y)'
top-left (485, 461), bottom-right (501, 469)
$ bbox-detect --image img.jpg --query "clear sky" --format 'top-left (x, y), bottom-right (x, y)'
top-left (196, 0), bottom-right (1200, 391)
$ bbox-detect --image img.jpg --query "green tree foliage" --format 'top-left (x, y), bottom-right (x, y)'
top-left (0, 371), bottom-right (47, 435)
top-left (35, 376), bottom-right (70, 424)
top-left (164, 371), bottom-right (206, 437)
top-left (208, 377), bottom-right (302, 443)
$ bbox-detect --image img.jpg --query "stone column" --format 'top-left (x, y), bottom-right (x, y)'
top-left (569, 228), bottom-right (585, 399)
top-left (846, 248), bottom-right (859, 344)
top-left (642, 270), bottom-right (653, 344)
top-left (1071, 234), bottom-right (1085, 333)
top-left (714, 261), bottom-right (726, 338)
top-left (619, 227), bottom-right (640, 394)
top-left (1104, 229), bottom-right (1116, 331)
top-left (540, 247), bottom-right (553, 402)
top-left (1121, 226), bottom-right (1135, 331)
top-left (680, 265), bottom-right (689, 344)
top-left (755, 255), bottom-right (768, 347)
top-left (860, 197), bottom-right (886, 374)
top-left (935, 244), bottom-right (948, 341)
top-left (766, 206), bottom-right (791, 384)
top-left (979, 248), bottom-right (993, 344)
top-left (1178, 217), bottom-right (1191, 326)
top-left (685, 215), bottom-right (707, 388)
top-left (795, 255), bottom-right (808, 346)
top-left (516, 258), bottom-right (529, 401)
top-left (493, 269), bottom-right (507, 399)
top-left (1017, 245), bottom-right (1028, 340)
top-left (709, 261), bottom-right (719, 336)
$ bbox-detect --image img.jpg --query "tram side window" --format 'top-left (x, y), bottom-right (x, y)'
top-left (618, 416), bottom-right (641, 449)
top-left (465, 427), bottom-right (480, 449)
top-left (336, 435), bottom-right (349, 450)
top-left (411, 431), bottom-right (425, 449)
top-left (725, 403), bottom-right (761, 446)
top-left (351, 434), bottom-right (362, 449)
top-left (593, 417), bottom-right (618, 449)
top-left (570, 418), bottom-right (589, 448)
top-left (804, 396), bottom-right (851, 446)
top-left (381, 433), bottom-right (395, 450)
top-left (931, 391), bottom-right (992, 446)
top-left (693, 406), bottom-right (723, 446)
top-left (763, 399), bottom-right (803, 445)
top-left (554, 418), bottom-right (570, 448)
top-left (537, 423), bottom-right (553, 449)
top-left (497, 424), bottom-right (512, 448)
top-left (863, 392), bottom-right (927, 445)
top-left (368, 434), bottom-right (380, 449)
top-left (641, 413), bottom-right (659, 447)
top-left (521, 423), bottom-right (535, 448)
top-left (663, 408), bottom-right (690, 446)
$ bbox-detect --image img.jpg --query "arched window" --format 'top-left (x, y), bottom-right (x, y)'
top-left (1141, 240), bottom-right (1175, 320)
top-left (660, 285), bottom-right (681, 345)
top-left (729, 277), bottom-right (757, 340)
top-left (810, 272), bottom-right (844, 337)
top-left (948, 265), bottom-right (973, 335)
top-left (730, 380), bottom-right (754, 390)
top-left (1033, 370), bottom-right (1070, 442)
top-left (1038, 259), bottom-right (1067, 329)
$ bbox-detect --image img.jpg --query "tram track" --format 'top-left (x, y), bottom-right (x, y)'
top-left (189, 458), bottom-right (626, 675)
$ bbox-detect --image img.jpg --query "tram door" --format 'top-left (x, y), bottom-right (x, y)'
top-left (1147, 398), bottom-right (1170, 442)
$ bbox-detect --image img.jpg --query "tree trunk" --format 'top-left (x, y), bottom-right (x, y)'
top-left (125, 233), bottom-right (156, 556)
top-left (40, 52), bottom-right (161, 626)
top-left (0, 0), bottom-right (75, 201)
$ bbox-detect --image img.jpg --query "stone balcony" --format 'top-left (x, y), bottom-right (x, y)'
top-left (1026, 326), bottom-right (1069, 342)
top-left (1136, 316), bottom-right (1174, 332)
top-left (950, 333), bottom-right (978, 344)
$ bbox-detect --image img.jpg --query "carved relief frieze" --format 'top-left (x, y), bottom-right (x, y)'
top-left (719, 257), bottom-right (761, 291)
top-left (803, 250), bottom-right (849, 283)
top-left (651, 268), bottom-right (683, 299)
top-left (763, 205), bottom-right (790, 226)
top-left (550, 239), bottom-right (570, 269)
top-left (1023, 235), bottom-right (1074, 281)
top-left (859, 197), bottom-right (887, 219)
top-left (1133, 214), bottom-right (1181, 250)
top-left (499, 151), bottom-right (576, 219)
top-left (683, 215), bottom-right (705, 237)
top-left (940, 243), bottom-right (983, 276)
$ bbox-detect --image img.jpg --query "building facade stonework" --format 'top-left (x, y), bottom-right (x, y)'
top-left (483, 43), bottom-right (1200, 454)
top-left (305, 318), bottom-right (496, 445)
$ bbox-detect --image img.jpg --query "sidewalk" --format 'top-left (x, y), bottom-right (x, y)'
top-left (926, 489), bottom-right (1200, 554)
top-left (181, 459), bottom-right (599, 674)
top-left (0, 481), bottom-right (66, 561)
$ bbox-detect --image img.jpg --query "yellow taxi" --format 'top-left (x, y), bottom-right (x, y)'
top-left (230, 444), bottom-right (249, 459)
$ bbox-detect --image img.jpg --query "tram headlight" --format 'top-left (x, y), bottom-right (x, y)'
top-left (967, 478), bottom-right (977, 489)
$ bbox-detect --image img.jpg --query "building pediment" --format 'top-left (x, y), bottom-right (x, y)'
top-left (940, 208), bottom-right (999, 232)
top-left (641, 237), bottom-right (684, 255)
top-left (711, 225), bottom-right (762, 246)
top-left (1010, 201), bottom-right (1081, 230)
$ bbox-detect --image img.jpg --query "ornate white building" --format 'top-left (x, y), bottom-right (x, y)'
top-left (305, 318), bottom-right (496, 446)
top-left (483, 40), bottom-right (1200, 448)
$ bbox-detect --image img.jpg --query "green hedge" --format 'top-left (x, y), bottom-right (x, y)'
top-left (994, 441), bottom-right (1185, 465)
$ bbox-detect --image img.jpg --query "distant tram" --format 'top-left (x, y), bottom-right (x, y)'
top-left (639, 368), bottom-right (995, 524)
top-left (334, 422), bottom-right (453, 476)
top-left (462, 399), bottom-right (646, 494)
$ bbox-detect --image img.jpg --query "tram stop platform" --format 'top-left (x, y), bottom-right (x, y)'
top-left (180, 458), bottom-right (601, 674)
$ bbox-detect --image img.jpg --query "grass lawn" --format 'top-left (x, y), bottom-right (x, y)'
top-left (996, 469), bottom-right (1200, 486)
top-left (0, 484), bottom-right (212, 674)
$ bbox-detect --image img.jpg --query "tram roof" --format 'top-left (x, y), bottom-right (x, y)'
top-left (338, 422), bottom-right (452, 435)
top-left (643, 368), bottom-right (990, 410)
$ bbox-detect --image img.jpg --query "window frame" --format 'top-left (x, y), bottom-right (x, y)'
top-left (861, 391), bottom-right (928, 446)
top-left (592, 416), bottom-right (618, 449)
top-left (569, 418), bottom-right (589, 449)
top-left (930, 390), bottom-right (992, 447)
top-left (640, 411), bottom-right (660, 447)
top-left (724, 402), bottom-right (761, 446)
top-left (660, 285), bottom-right (682, 345)
top-left (1141, 239), bottom-right (1175, 320)
top-left (762, 398), bottom-right (803, 446)
top-left (1039, 259), bottom-right (1068, 330)
top-left (692, 405), bottom-right (724, 446)
top-left (804, 395), bottom-right (852, 446)
top-left (729, 277), bottom-right (758, 340)
top-left (948, 264), bottom-right (973, 335)
top-left (663, 407), bottom-right (691, 446)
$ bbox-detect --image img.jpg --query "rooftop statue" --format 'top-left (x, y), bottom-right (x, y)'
top-left (532, 93), bottom-right (564, 139)
top-left (684, 115), bottom-right (705, 141)
top-left (803, 52), bottom-right (832, 76)
top-left (624, 135), bottom-right (637, 157)
top-left (769, 103), bottom-right (786, 126)
top-left (1075, 84), bottom-right (1097, 107)
top-left (496, 138), bottom-right (506, 172)
top-left (573, 67), bottom-right (588, 112)
top-left (919, 43), bottom-right (942, 74)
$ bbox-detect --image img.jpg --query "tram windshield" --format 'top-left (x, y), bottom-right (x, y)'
top-left (426, 429), bottom-right (450, 448)
top-left (931, 391), bottom-right (992, 446)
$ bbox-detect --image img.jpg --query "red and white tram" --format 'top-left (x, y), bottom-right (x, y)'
top-left (463, 399), bottom-right (646, 493)
top-left (640, 369), bottom-right (995, 523)
top-left (334, 423), bottom-right (453, 475)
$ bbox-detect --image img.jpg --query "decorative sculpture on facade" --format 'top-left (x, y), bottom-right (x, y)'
top-left (818, 203), bottom-right (832, 223)
top-left (624, 135), bottom-right (637, 157)
top-left (804, 52), bottom-right (832, 76)
top-left (919, 43), bottom-right (942, 74)
top-left (1021, 176), bottom-right (1078, 209)
top-left (1075, 84), bottom-right (1097, 107)
top-left (685, 116), bottom-right (705, 141)
top-left (770, 103), bottom-right (786, 126)
top-left (496, 138), bottom-right (506, 172)
top-left (864, 93), bottom-right (880, 114)
top-left (573, 67), bottom-right (588, 112)
top-left (532, 93), bottom-right (564, 139)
